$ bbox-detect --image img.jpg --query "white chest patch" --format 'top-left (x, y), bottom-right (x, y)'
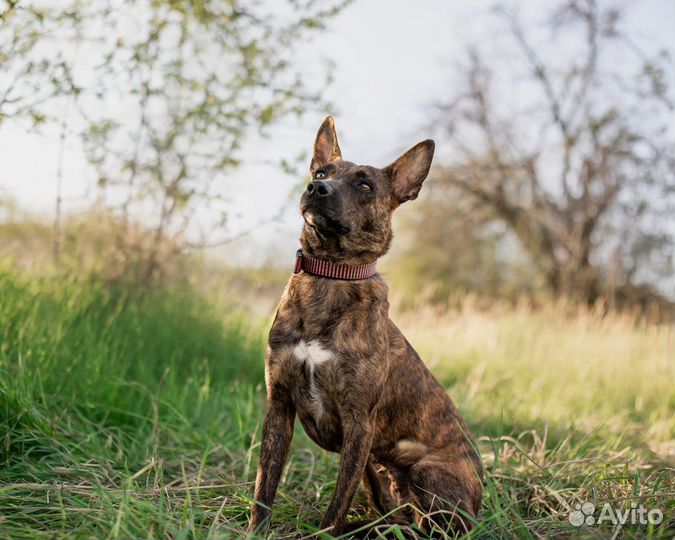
top-left (293, 340), bottom-right (334, 368)
top-left (293, 340), bottom-right (335, 419)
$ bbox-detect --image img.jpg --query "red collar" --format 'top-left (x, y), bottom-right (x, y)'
top-left (293, 249), bottom-right (377, 280)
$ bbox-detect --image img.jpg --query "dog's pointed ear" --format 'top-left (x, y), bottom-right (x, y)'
top-left (310, 116), bottom-right (342, 174)
top-left (384, 139), bottom-right (435, 204)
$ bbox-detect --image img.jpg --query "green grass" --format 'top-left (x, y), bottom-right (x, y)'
top-left (0, 265), bottom-right (673, 539)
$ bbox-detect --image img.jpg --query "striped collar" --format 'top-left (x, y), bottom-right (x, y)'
top-left (293, 249), bottom-right (377, 280)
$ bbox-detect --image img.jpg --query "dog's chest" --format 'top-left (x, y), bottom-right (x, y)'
top-left (292, 339), bottom-right (336, 417)
top-left (269, 275), bottom-right (389, 450)
top-left (290, 339), bottom-right (344, 449)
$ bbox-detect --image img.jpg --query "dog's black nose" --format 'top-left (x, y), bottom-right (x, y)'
top-left (306, 180), bottom-right (333, 198)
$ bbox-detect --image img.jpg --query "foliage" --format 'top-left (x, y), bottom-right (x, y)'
top-left (1, 266), bottom-right (673, 539)
top-left (0, 0), bottom-right (348, 276)
top-left (0, 1), bottom-right (79, 125)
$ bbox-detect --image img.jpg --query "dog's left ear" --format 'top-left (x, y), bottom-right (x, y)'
top-left (311, 116), bottom-right (342, 174)
top-left (384, 139), bottom-right (435, 204)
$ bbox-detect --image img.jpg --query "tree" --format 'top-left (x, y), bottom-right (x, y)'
top-left (1, 0), bottom-right (348, 277)
top-left (0, 2), bottom-right (79, 125)
top-left (429, 0), bottom-right (673, 304)
top-left (390, 184), bottom-right (532, 303)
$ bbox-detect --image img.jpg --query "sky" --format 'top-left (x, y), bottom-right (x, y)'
top-left (1, 0), bottom-right (673, 266)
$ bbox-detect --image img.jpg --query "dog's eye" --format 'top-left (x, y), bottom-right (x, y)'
top-left (357, 182), bottom-right (372, 192)
top-left (315, 171), bottom-right (326, 179)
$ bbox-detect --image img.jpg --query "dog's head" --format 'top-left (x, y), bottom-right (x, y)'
top-left (300, 116), bottom-right (435, 264)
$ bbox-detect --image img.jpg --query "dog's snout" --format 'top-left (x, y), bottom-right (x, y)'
top-left (307, 180), bottom-right (333, 198)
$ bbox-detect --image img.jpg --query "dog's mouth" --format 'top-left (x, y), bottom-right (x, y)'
top-left (302, 208), bottom-right (352, 236)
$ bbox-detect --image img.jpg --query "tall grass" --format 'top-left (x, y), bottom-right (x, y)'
top-left (0, 265), bottom-right (673, 539)
top-left (0, 266), bottom-right (267, 538)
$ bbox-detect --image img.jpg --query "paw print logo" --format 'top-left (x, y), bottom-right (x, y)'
top-left (569, 502), bottom-right (596, 526)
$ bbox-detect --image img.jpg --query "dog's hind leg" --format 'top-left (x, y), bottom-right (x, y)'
top-left (362, 459), bottom-right (396, 516)
top-left (344, 468), bottom-right (419, 540)
top-left (407, 456), bottom-right (482, 536)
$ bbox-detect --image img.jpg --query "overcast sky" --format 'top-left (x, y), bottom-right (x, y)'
top-left (1, 0), bottom-right (673, 265)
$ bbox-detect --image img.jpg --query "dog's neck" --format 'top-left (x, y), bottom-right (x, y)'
top-left (299, 224), bottom-right (391, 266)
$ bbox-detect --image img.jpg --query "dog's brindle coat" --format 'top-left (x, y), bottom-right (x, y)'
top-left (249, 117), bottom-right (482, 536)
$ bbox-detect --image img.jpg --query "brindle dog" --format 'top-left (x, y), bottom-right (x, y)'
top-left (248, 117), bottom-right (482, 537)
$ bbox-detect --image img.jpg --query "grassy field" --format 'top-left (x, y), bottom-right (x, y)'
top-left (0, 265), bottom-right (673, 539)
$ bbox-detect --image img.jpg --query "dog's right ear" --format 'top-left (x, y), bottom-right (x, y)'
top-left (383, 139), bottom-right (435, 205)
top-left (310, 116), bottom-right (342, 174)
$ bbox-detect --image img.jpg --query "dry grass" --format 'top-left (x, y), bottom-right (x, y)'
top-left (396, 297), bottom-right (674, 445)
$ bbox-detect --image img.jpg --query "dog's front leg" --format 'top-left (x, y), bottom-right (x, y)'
top-left (319, 420), bottom-right (374, 535)
top-left (248, 395), bottom-right (295, 533)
